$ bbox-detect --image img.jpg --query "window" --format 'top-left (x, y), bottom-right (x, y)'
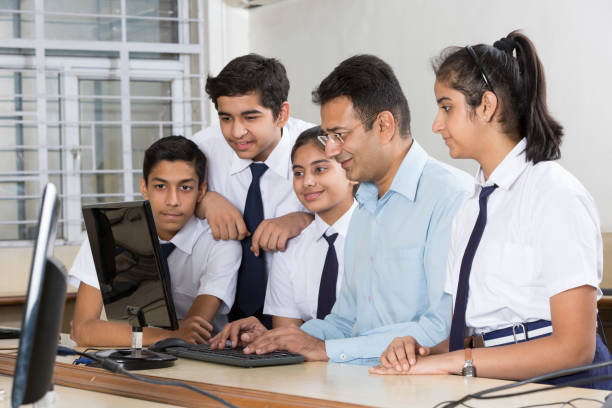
top-left (0, 0), bottom-right (208, 245)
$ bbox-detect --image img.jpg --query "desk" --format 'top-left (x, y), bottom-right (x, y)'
top-left (0, 375), bottom-right (172, 407)
top-left (0, 339), bottom-right (609, 407)
top-left (0, 292), bottom-right (76, 332)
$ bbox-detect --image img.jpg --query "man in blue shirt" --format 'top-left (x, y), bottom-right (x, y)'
top-left (210, 54), bottom-right (471, 365)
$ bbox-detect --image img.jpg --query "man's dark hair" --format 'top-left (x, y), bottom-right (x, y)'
top-left (205, 53), bottom-right (290, 119)
top-left (312, 54), bottom-right (411, 137)
top-left (142, 136), bottom-right (207, 186)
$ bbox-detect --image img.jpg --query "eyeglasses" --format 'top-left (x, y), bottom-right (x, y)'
top-left (466, 45), bottom-right (495, 93)
top-left (317, 113), bottom-right (381, 148)
top-left (317, 132), bottom-right (345, 147)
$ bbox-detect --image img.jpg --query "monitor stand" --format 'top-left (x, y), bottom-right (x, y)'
top-left (93, 306), bottom-right (176, 371)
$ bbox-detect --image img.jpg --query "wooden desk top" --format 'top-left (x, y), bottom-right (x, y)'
top-left (0, 374), bottom-right (172, 407)
top-left (0, 339), bottom-right (609, 407)
top-left (0, 292), bottom-right (76, 306)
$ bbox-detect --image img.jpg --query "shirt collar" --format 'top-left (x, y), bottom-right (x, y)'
top-left (355, 139), bottom-right (428, 210)
top-left (159, 216), bottom-right (203, 256)
top-left (472, 138), bottom-right (529, 197)
top-left (229, 125), bottom-right (292, 180)
top-left (313, 199), bottom-right (358, 241)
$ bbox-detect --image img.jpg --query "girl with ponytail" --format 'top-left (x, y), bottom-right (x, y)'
top-left (370, 30), bottom-right (612, 389)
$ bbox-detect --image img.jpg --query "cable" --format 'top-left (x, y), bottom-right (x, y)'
top-left (518, 397), bottom-right (604, 408)
top-left (473, 359), bottom-right (612, 398)
top-left (432, 358), bottom-right (612, 408)
top-left (57, 346), bottom-right (239, 408)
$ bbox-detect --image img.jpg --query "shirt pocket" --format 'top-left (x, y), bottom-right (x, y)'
top-left (480, 240), bottom-right (536, 304)
top-left (380, 246), bottom-right (426, 309)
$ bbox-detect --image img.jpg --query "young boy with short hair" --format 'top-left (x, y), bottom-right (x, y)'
top-left (69, 136), bottom-right (241, 346)
top-left (209, 126), bottom-right (357, 347)
top-left (192, 54), bottom-right (314, 327)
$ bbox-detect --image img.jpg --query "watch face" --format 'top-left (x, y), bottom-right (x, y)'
top-left (462, 365), bottom-right (476, 377)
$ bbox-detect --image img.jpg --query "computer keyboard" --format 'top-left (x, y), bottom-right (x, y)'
top-left (165, 343), bottom-right (305, 368)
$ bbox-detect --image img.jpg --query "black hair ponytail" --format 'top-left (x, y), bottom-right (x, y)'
top-left (508, 31), bottom-right (563, 162)
top-left (433, 30), bottom-right (563, 163)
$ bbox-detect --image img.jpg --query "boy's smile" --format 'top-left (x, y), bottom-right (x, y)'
top-left (216, 92), bottom-right (289, 163)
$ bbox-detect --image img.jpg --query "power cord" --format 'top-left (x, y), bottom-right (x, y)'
top-left (435, 359), bottom-right (612, 408)
top-left (57, 346), bottom-right (239, 408)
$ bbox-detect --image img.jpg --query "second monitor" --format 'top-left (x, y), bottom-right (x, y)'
top-left (82, 200), bottom-right (178, 369)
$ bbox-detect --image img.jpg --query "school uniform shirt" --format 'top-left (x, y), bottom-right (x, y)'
top-left (263, 201), bottom-right (357, 321)
top-left (191, 117), bottom-right (314, 273)
top-left (444, 138), bottom-right (602, 334)
top-left (68, 216), bottom-right (242, 332)
top-left (301, 140), bottom-right (473, 364)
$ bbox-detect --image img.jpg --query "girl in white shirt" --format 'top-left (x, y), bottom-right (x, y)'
top-left (370, 30), bottom-right (612, 389)
top-left (209, 126), bottom-right (357, 348)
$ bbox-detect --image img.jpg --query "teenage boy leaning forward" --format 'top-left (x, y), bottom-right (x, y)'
top-left (192, 54), bottom-right (314, 328)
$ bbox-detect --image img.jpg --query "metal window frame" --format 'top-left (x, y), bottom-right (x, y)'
top-left (0, 0), bottom-right (207, 247)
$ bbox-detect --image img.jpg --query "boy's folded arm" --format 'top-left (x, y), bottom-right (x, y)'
top-left (251, 211), bottom-right (314, 254)
top-left (196, 191), bottom-right (249, 241)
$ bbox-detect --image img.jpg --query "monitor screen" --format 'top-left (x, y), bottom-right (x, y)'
top-left (82, 201), bottom-right (178, 330)
top-left (12, 183), bottom-right (67, 407)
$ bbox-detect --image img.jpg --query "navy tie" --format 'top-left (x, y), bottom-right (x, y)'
top-left (160, 242), bottom-right (176, 293)
top-left (449, 185), bottom-right (497, 352)
top-left (317, 232), bottom-right (339, 319)
top-left (234, 163), bottom-right (269, 318)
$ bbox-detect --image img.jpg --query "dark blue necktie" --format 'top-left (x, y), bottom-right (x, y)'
top-left (449, 185), bottom-right (497, 352)
top-left (235, 163), bottom-right (268, 316)
top-left (317, 232), bottom-right (339, 319)
top-left (160, 242), bottom-right (176, 293)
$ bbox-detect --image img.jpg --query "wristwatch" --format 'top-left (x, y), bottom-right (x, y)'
top-left (461, 348), bottom-right (476, 377)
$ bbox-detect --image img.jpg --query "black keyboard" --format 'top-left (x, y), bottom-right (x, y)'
top-left (0, 327), bottom-right (20, 339)
top-left (165, 343), bottom-right (305, 368)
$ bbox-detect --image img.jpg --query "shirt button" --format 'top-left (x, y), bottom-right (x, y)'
top-left (340, 353), bottom-right (347, 360)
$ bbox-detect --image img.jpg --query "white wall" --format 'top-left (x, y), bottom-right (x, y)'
top-left (246, 0), bottom-right (612, 231)
top-left (206, 0), bottom-right (250, 125)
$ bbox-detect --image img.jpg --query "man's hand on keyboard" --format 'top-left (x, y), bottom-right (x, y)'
top-left (243, 326), bottom-right (329, 362)
top-left (175, 316), bottom-right (213, 344)
top-left (209, 317), bottom-right (268, 349)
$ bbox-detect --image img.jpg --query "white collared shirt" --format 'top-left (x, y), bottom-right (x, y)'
top-left (263, 201), bottom-right (357, 322)
top-left (191, 117), bottom-right (315, 272)
top-left (68, 216), bottom-right (241, 332)
top-left (444, 138), bottom-right (603, 333)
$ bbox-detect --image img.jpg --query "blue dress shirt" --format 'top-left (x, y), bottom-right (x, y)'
top-left (301, 140), bottom-right (471, 364)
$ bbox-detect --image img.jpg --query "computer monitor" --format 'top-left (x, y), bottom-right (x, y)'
top-left (81, 200), bottom-right (178, 369)
top-left (12, 183), bottom-right (67, 407)
top-left (82, 200), bottom-right (178, 330)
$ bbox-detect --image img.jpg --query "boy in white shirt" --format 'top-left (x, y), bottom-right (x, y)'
top-left (210, 126), bottom-right (357, 346)
top-left (191, 54), bottom-right (314, 327)
top-left (70, 136), bottom-right (241, 347)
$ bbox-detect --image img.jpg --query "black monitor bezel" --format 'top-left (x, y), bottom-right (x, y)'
top-left (81, 200), bottom-right (179, 330)
top-left (12, 183), bottom-right (67, 407)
